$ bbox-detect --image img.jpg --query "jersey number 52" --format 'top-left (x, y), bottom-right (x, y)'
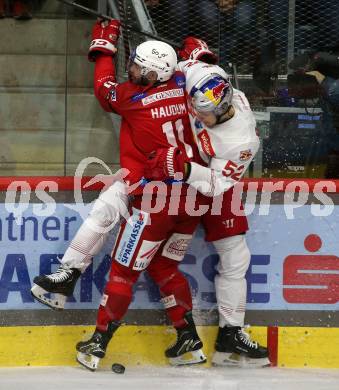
top-left (222, 160), bottom-right (245, 181)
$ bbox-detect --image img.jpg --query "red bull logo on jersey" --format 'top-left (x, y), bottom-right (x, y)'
top-left (115, 208), bottom-right (149, 267)
top-left (203, 78), bottom-right (229, 106)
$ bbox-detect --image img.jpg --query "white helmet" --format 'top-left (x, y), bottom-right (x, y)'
top-left (187, 64), bottom-right (233, 116)
top-left (131, 40), bottom-right (177, 82)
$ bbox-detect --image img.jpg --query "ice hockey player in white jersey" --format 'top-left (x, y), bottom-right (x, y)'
top-left (178, 58), bottom-right (259, 197)
top-left (176, 57), bottom-right (267, 368)
top-left (144, 40), bottom-right (269, 367)
top-left (167, 40), bottom-right (268, 367)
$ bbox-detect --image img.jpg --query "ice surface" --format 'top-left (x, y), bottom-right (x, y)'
top-left (1, 366), bottom-right (339, 390)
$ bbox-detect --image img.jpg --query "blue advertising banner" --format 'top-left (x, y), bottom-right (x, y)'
top-left (0, 204), bottom-right (338, 311)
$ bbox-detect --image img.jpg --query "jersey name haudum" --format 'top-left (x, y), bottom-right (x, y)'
top-left (151, 103), bottom-right (187, 119)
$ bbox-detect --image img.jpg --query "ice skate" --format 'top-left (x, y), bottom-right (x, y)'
top-left (165, 312), bottom-right (206, 366)
top-left (76, 322), bottom-right (120, 371)
top-left (212, 326), bottom-right (271, 368)
top-left (31, 265), bottom-right (81, 310)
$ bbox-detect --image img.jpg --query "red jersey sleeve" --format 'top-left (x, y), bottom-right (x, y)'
top-left (94, 55), bottom-right (130, 115)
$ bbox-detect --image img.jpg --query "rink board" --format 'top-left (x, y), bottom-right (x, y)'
top-left (0, 325), bottom-right (263, 367)
top-left (1, 178), bottom-right (339, 368)
top-left (0, 325), bottom-right (338, 368)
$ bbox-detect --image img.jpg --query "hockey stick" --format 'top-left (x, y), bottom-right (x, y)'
top-left (56, 0), bottom-right (180, 48)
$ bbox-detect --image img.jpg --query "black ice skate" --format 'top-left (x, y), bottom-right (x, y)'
top-left (76, 321), bottom-right (120, 371)
top-left (165, 312), bottom-right (206, 366)
top-left (212, 326), bottom-right (271, 368)
top-left (31, 265), bottom-right (81, 310)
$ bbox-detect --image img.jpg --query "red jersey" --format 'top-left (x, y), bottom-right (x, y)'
top-left (94, 56), bottom-right (199, 190)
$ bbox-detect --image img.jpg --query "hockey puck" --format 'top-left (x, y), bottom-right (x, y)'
top-left (111, 363), bottom-right (125, 374)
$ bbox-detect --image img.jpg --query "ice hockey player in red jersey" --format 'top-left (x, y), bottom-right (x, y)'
top-left (71, 19), bottom-right (208, 371)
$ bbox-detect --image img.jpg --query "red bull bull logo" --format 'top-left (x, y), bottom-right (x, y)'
top-left (203, 78), bottom-right (228, 106)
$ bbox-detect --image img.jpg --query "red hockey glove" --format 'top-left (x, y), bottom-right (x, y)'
top-left (144, 147), bottom-right (190, 181)
top-left (88, 19), bottom-right (121, 62)
top-left (177, 36), bottom-right (218, 64)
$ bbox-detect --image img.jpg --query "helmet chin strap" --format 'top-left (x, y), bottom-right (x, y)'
top-left (140, 76), bottom-right (152, 86)
top-left (216, 105), bottom-right (235, 124)
top-left (140, 66), bottom-right (149, 78)
top-left (133, 66), bottom-right (150, 86)
top-left (132, 74), bottom-right (155, 86)
top-left (140, 67), bottom-right (159, 85)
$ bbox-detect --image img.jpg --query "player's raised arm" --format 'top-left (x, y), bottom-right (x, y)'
top-left (88, 19), bottom-right (124, 113)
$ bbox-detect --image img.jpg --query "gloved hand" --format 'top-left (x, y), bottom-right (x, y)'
top-left (144, 147), bottom-right (190, 181)
top-left (88, 19), bottom-right (121, 62)
top-left (177, 36), bottom-right (218, 64)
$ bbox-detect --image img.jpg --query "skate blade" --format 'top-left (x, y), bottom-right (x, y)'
top-left (212, 351), bottom-right (271, 368)
top-left (76, 352), bottom-right (100, 372)
top-left (31, 284), bottom-right (66, 310)
top-left (168, 349), bottom-right (207, 366)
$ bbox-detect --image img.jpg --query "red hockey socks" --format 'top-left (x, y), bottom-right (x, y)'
top-left (147, 257), bottom-right (193, 328)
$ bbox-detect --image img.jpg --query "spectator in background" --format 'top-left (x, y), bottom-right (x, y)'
top-left (217, 0), bottom-right (288, 96)
top-left (289, 45), bottom-right (339, 178)
top-left (294, 1), bottom-right (339, 54)
top-left (145, 0), bottom-right (282, 97)
top-left (306, 51), bottom-right (339, 179)
top-left (145, 0), bottom-right (220, 48)
top-left (0, 0), bottom-right (33, 19)
top-left (217, 0), bottom-right (258, 69)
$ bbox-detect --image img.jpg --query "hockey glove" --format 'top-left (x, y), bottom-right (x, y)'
top-left (88, 19), bottom-right (121, 62)
top-left (177, 36), bottom-right (218, 64)
top-left (144, 147), bottom-right (190, 181)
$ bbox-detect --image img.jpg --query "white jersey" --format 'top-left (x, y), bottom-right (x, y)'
top-left (178, 60), bottom-right (260, 196)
